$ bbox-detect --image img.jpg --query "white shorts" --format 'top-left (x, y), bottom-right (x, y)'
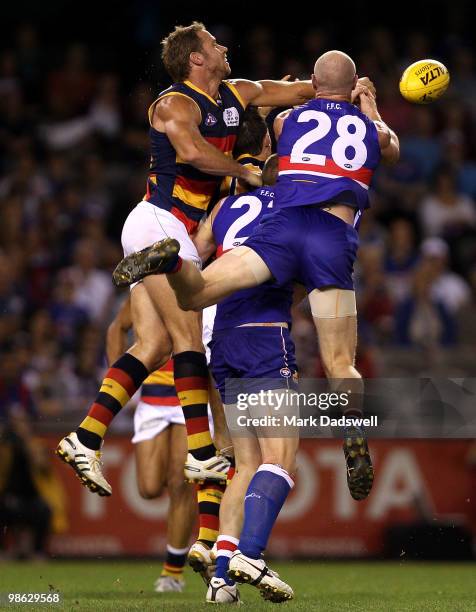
top-left (202, 305), bottom-right (216, 364)
top-left (132, 400), bottom-right (215, 444)
top-left (132, 401), bottom-right (185, 444)
top-left (121, 201), bottom-right (201, 287)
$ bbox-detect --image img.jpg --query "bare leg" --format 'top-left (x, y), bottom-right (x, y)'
top-left (166, 425), bottom-right (196, 549)
top-left (167, 247), bottom-right (272, 311)
top-left (134, 428), bottom-right (170, 499)
top-left (129, 282), bottom-right (173, 370)
top-left (209, 379), bottom-right (232, 455)
top-left (219, 433), bottom-right (262, 539)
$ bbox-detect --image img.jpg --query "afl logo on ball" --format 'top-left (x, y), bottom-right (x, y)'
top-left (280, 367), bottom-right (291, 378)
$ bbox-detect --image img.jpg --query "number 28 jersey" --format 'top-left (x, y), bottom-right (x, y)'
top-left (276, 98), bottom-right (381, 212)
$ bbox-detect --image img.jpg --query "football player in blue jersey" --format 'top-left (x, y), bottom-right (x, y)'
top-left (192, 153), bottom-right (298, 603)
top-left (115, 50), bottom-right (399, 504)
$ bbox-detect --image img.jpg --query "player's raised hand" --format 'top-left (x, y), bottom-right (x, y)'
top-left (355, 77), bottom-right (376, 98)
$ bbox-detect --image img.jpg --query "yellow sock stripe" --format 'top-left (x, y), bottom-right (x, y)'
top-left (198, 527), bottom-right (218, 543)
top-left (80, 416), bottom-right (107, 438)
top-left (187, 431), bottom-right (214, 450)
top-left (100, 378), bottom-right (131, 406)
top-left (177, 389), bottom-right (209, 406)
top-left (162, 565), bottom-right (184, 577)
top-left (197, 489), bottom-right (224, 504)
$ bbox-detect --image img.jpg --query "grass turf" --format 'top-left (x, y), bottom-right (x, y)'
top-left (0, 560), bottom-right (475, 611)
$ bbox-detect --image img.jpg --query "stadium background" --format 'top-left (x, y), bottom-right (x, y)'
top-left (1, 0), bottom-right (476, 563)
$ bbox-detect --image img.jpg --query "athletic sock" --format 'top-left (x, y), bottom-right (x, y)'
top-left (161, 544), bottom-right (188, 579)
top-left (215, 535), bottom-right (239, 585)
top-left (239, 464), bottom-right (294, 559)
top-left (77, 353), bottom-right (148, 450)
top-left (173, 351), bottom-right (215, 460)
top-left (197, 480), bottom-right (225, 548)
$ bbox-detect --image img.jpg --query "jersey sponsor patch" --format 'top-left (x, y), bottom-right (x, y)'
top-left (223, 106), bottom-right (240, 127)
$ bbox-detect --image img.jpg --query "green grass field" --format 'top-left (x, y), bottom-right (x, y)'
top-left (1, 560), bottom-right (475, 611)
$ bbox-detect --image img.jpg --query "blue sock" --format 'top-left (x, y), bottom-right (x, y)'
top-left (239, 464), bottom-right (294, 559)
top-left (215, 555), bottom-right (234, 585)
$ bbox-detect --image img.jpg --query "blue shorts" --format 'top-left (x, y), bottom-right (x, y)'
top-left (244, 205), bottom-right (359, 292)
top-left (209, 326), bottom-right (297, 404)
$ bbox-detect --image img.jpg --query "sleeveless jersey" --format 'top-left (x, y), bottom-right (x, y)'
top-left (212, 188), bottom-right (293, 331)
top-left (145, 80), bottom-right (246, 234)
top-left (140, 359), bottom-right (179, 407)
top-left (276, 98), bottom-right (381, 211)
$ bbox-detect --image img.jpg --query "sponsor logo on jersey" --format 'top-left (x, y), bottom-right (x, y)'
top-left (223, 106), bottom-right (240, 127)
top-left (205, 112), bottom-right (218, 126)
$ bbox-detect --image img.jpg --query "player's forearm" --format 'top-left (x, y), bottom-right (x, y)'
top-left (187, 139), bottom-right (254, 180)
top-left (254, 80), bottom-right (314, 107)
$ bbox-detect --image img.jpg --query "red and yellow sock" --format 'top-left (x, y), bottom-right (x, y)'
top-left (197, 480), bottom-right (225, 548)
top-left (174, 351), bottom-right (215, 461)
top-left (77, 353), bottom-right (148, 450)
top-left (161, 544), bottom-right (188, 580)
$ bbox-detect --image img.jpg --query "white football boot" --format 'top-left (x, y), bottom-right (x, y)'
top-left (154, 576), bottom-right (185, 593)
top-left (228, 550), bottom-right (294, 603)
top-left (184, 452), bottom-right (230, 484)
top-left (188, 541), bottom-right (216, 585)
top-left (206, 577), bottom-right (241, 604)
top-left (56, 432), bottom-right (112, 496)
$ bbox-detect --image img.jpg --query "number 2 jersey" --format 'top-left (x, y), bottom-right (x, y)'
top-left (211, 188), bottom-right (293, 332)
top-left (276, 98), bottom-right (381, 211)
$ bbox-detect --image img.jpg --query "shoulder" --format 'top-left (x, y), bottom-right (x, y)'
top-left (153, 91), bottom-right (202, 124)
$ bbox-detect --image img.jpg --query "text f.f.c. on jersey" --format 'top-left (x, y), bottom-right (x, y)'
top-left (212, 188), bottom-right (293, 331)
top-left (275, 98), bottom-right (381, 212)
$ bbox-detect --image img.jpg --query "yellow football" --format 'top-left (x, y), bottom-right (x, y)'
top-left (399, 59), bottom-right (450, 104)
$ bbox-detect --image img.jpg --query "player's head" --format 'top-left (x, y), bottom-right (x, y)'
top-left (262, 153), bottom-right (278, 186)
top-left (234, 107), bottom-right (272, 161)
top-left (312, 50), bottom-right (358, 99)
top-left (161, 22), bottom-right (230, 82)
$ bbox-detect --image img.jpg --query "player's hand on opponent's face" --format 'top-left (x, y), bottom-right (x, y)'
top-left (240, 170), bottom-right (263, 189)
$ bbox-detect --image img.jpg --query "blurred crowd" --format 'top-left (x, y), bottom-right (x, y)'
top-left (1, 21), bottom-right (476, 426)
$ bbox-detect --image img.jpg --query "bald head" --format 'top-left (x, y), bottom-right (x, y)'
top-left (313, 50), bottom-right (357, 97)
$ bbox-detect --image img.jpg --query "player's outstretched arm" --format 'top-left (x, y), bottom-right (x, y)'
top-left (106, 296), bottom-right (132, 365)
top-left (232, 79), bottom-right (314, 108)
top-left (155, 95), bottom-right (261, 186)
top-left (352, 85), bottom-right (400, 165)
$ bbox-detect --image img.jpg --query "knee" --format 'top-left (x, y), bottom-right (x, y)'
top-left (138, 477), bottom-right (165, 500)
top-left (132, 337), bottom-right (172, 371)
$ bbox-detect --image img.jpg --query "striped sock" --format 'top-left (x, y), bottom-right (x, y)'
top-left (215, 535), bottom-right (239, 585)
top-left (77, 353), bottom-right (148, 450)
top-left (161, 544), bottom-right (188, 579)
top-left (174, 351), bottom-right (215, 461)
top-left (197, 480), bottom-right (225, 548)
